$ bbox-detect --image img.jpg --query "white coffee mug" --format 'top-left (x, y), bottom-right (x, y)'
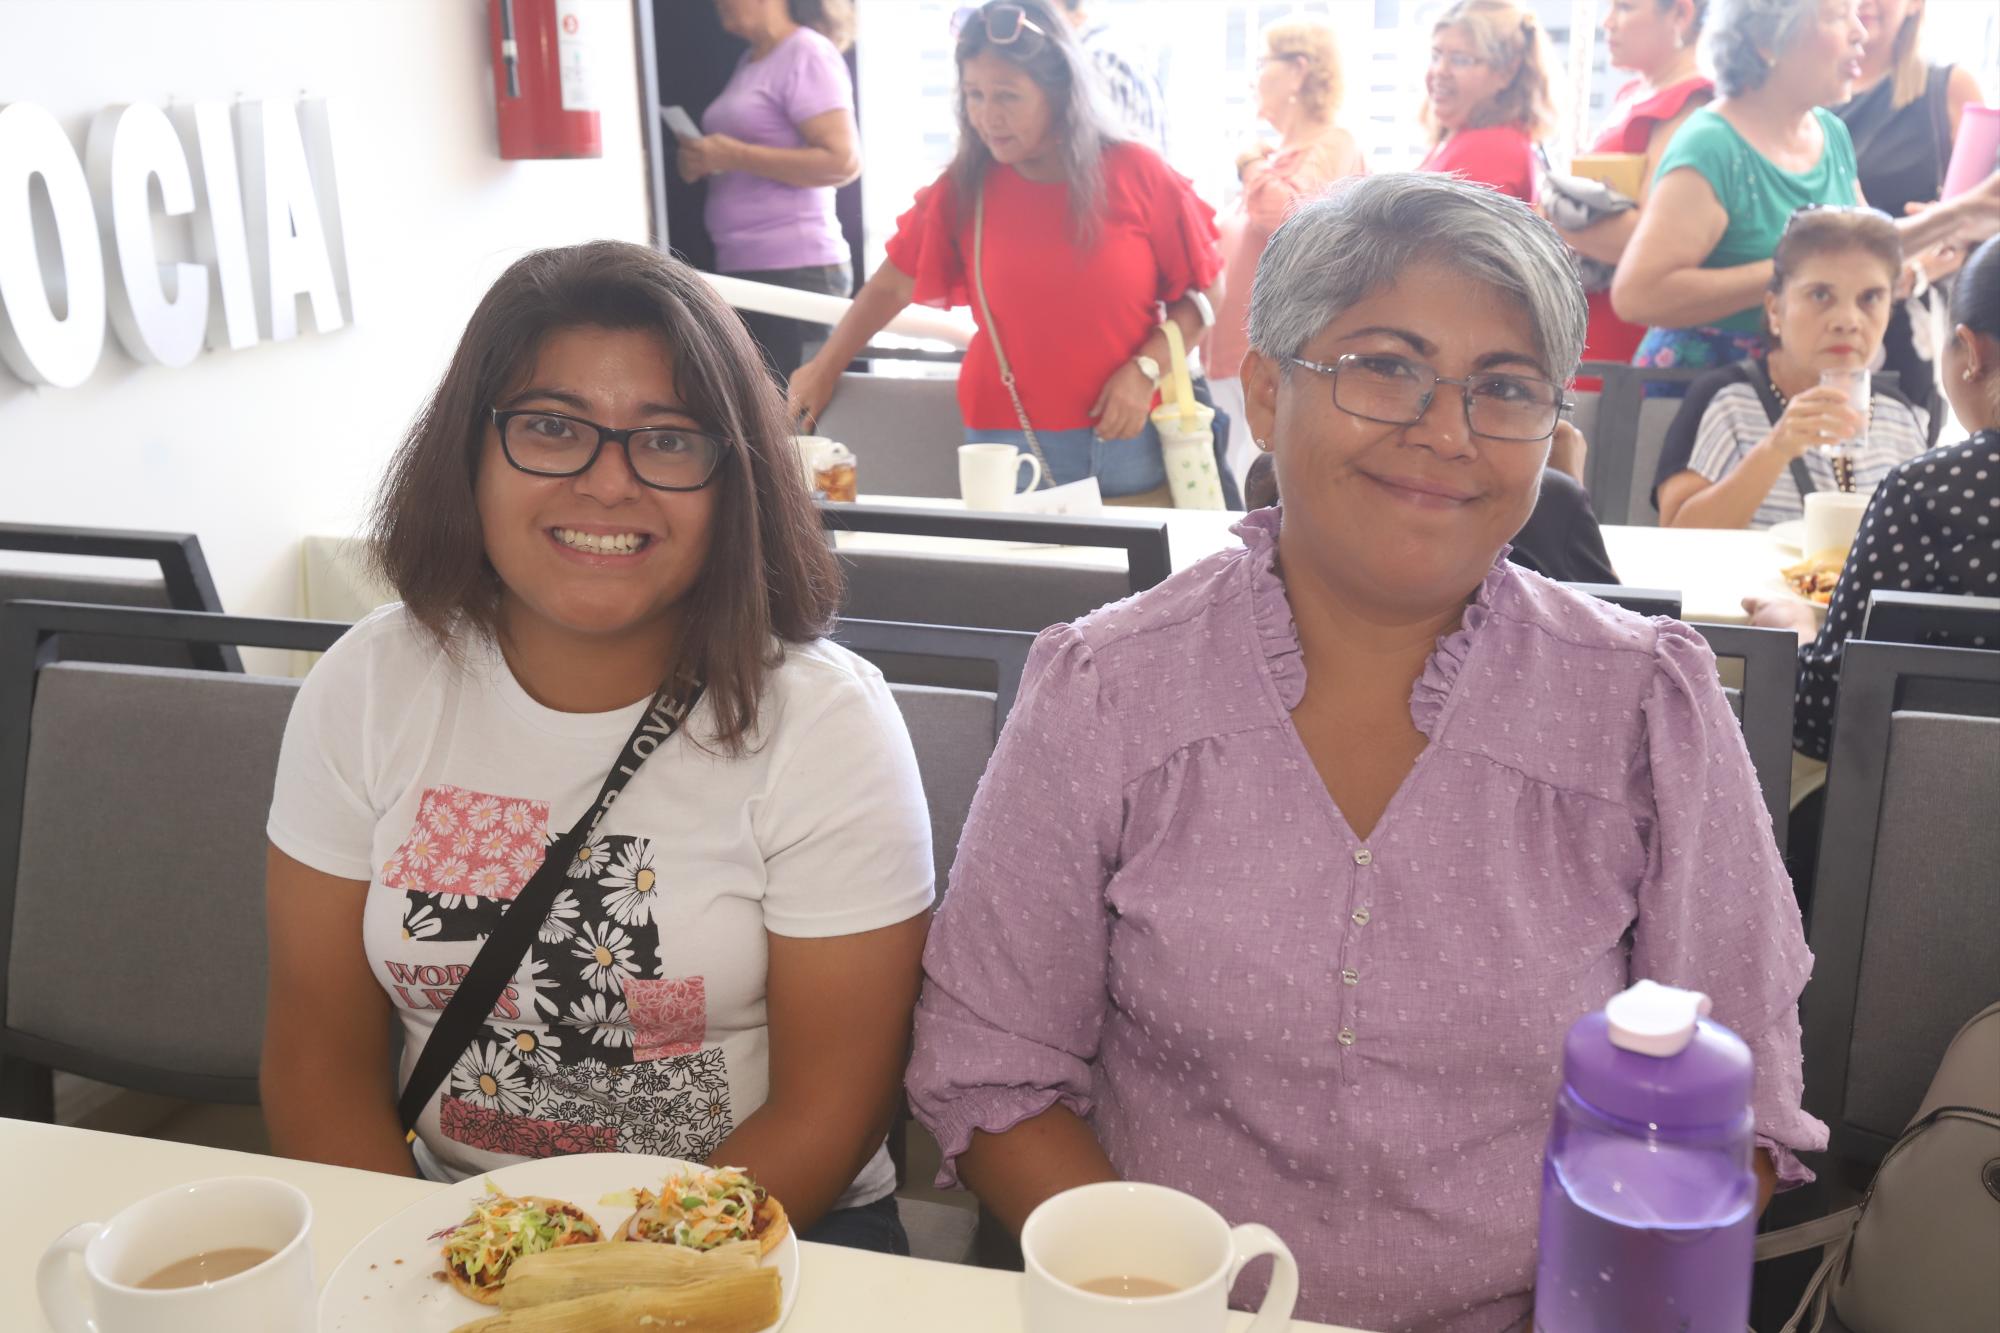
top-left (1803, 489), bottom-right (1870, 558)
top-left (959, 442), bottom-right (1043, 510)
top-left (38, 1176), bottom-right (315, 1333)
top-left (1020, 1181), bottom-right (1299, 1333)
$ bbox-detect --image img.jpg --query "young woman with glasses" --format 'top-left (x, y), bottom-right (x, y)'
top-left (260, 241), bottom-right (934, 1255)
top-left (787, 0), bottom-right (1222, 501)
top-left (1416, 0), bottom-right (1560, 205)
top-left (906, 174), bottom-right (1823, 1329)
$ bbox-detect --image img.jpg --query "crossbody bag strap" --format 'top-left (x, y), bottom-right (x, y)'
top-left (395, 682), bottom-right (705, 1138)
top-left (1747, 365), bottom-right (1822, 500)
top-left (971, 179), bottom-right (1053, 482)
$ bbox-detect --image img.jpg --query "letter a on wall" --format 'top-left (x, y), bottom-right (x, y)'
top-left (236, 98), bottom-right (345, 342)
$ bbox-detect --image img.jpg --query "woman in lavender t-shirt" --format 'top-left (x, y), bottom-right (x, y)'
top-left (907, 174), bottom-right (1825, 1331)
top-left (678, 0), bottom-right (860, 377)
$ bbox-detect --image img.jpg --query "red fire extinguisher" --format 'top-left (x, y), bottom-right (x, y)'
top-left (490, 0), bottom-right (603, 159)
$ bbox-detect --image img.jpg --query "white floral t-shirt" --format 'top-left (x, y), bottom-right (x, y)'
top-left (267, 606), bottom-right (933, 1206)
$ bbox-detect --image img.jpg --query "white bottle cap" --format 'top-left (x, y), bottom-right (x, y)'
top-left (1605, 980), bottom-right (1713, 1058)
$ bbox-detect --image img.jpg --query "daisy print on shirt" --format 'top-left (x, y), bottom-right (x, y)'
top-left (381, 784), bottom-right (732, 1162)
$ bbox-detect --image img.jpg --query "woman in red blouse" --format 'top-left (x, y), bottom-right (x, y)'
top-left (1559, 0), bottom-right (1714, 366)
top-left (788, 0), bottom-right (1221, 500)
top-left (1416, 0), bottom-right (1559, 205)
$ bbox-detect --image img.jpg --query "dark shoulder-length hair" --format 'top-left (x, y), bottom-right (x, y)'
top-left (368, 240), bottom-right (841, 753)
top-left (947, 0), bottom-right (1125, 245)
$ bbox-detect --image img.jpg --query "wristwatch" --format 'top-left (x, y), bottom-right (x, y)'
top-left (1133, 354), bottom-right (1161, 382)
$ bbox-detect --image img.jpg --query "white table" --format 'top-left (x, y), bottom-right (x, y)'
top-left (5, 1120), bottom-right (1362, 1333)
top-left (300, 506), bottom-right (1800, 630)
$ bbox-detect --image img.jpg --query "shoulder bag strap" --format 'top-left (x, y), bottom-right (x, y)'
top-left (395, 682), bottom-right (705, 1137)
top-left (970, 179), bottom-right (1053, 482)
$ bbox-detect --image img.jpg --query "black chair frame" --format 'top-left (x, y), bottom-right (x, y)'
top-left (1573, 363), bottom-right (1704, 526)
top-left (819, 502), bottom-right (1174, 594)
top-left (833, 617), bottom-right (1034, 723)
top-left (0, 522), bottom-right (244, 673)
top-left (0, 601), bottom-right (350, 1113)
top-left (1801, 640), bottom-right (2000, 1162)
top-left (1861, 590), bottom-right (2000, 647)
top-left (1689, 622), bottom-right (1797, 855)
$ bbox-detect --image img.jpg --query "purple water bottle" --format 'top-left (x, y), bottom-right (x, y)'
top-left (1535, 981), bottom-right (1758, 1333)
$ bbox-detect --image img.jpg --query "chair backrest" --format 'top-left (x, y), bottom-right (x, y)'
top-left (1688, 622), bottom-right (1796, 854)
top-left (1578, 365), bottom-right (1704, 527)
top-left (0, 603), bottom-right (348, 1108)
top-left (1564, 583), bottom-right (1682, 619)
top-left (0, 523), bottom-right (240, 672)
top-left (1802, 640), bottom-right (2000, 1162)
top-left (1863, 591), bottom-right (2000, 649)
top-left (833, 617), bottom-right (1034, 721)
top-left (886, 683), bottom-right (1000, 899)
top-left (813, 371), bottom-right (964, 499)
top-left (822, 502), bottom-right (1173, 635)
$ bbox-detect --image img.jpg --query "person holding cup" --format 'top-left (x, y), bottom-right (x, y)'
top-left (1655, 205), bottom-right (1931, 527)
top-left (785, 0), bottom-right (1223, 501)
top-left (907, 174), bottom-right (1824, 1331)
top-left (1746, 233), bottom-right (2000, 756)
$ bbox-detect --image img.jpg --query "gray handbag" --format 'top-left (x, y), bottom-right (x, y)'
top-left (1757, 1002), bottom-right (2000, 1332)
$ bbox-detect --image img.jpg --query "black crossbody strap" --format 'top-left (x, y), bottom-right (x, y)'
top-left (396, 683), bottom-right (704, 1138)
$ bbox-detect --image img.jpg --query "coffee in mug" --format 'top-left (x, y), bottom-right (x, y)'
top-left (959, 443), bottom-right (1043, 511)
top-left (38, 1176), bottom-right (315, 1333)
top-left (1019, 1180), bottom-right (1298, 1333)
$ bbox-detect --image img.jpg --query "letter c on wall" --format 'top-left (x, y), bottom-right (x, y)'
top-left (85, 103), bottom-right (210, 369)
top-left (0, 102), bottom-right (107, 388)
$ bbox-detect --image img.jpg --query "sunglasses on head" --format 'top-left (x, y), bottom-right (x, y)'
top-left (951, 3), bottom-right (1049, 44)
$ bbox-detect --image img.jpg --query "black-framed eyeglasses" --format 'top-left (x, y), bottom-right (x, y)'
top-left (1287, 354), bottom-right (1569, 442)
top-left (951, 3), bottom-right (1049, 44)
top-left (491, 408), bottom-right (728, 492)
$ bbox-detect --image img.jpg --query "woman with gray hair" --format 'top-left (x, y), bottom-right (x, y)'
top-left (789, 0), bottom-right (1221, 500)
top-left (906, 172), bottom-right (1823, 1330)
top-left (1613, 0), bottom-right (1868, 374)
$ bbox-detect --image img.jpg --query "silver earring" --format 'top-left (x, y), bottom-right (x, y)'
top-left (1254, 437), bottom-right (1271, 452)
top-left (1967, 369), bottom-right (1978, 382)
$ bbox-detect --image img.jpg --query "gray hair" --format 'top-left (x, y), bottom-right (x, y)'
top-left (1246, 173), bottom-right (1587, 384)
top-left (1703, 0), bottom-right (1814, 98)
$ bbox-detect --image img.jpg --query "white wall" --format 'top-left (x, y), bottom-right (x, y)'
top-left (0, 0), bottom-right (653, 629)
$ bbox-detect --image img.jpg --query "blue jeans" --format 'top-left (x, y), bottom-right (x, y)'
top-left (965, 425), bottom-right (1168, 498)
top-left (799, 1193), bottom-right (909, 1255)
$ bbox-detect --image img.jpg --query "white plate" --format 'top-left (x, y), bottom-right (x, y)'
top-left (1769, 519), bottom-right (1805, 554)
top-left (317, 1153), bottom-right (798, 1332)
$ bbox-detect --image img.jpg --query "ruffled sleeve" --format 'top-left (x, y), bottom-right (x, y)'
top-left (1629, 622), bottom-right (1828, 1185)
top-left (905, 625), bottom-right (1124, 1186)
top-left (1131, 146), bottom-right (1222, 303)
top-left (1232, 508), bottom-right (1307, 710)
top-left (882, 172), bottom-right (969, 311)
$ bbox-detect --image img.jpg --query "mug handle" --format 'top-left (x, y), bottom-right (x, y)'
top-left (38, 1221), bottom-right (103, 1333)
top-left (1225, 1222), bottom-right (1299, 1332)
top-left (1016, 452), bottom-right (1043, 494)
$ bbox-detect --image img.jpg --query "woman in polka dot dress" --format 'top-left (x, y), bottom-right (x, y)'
top-left (908, 175), bottom-right (1823, 1333)
top-left (1748, 234), bottom-right (2000, 759)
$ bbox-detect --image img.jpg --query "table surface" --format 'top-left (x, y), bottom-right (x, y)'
top-left (6, 1120), bottom-right (1361, 1333)
top-left (301, 503), bottom-right (1799, 630)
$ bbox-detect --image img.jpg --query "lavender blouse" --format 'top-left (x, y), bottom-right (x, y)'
top-left (907, 508), bottom-right (1827, 1332)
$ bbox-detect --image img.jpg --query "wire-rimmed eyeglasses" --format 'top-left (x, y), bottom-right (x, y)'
top-left (1286, 354), bottom-right (1569, 442)
top-left (491, 408), bottom-right (728, 492)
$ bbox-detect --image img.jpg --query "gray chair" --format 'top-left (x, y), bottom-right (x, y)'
top-left (1577, 364), bottom-right (1704, 527)
top-left (0, 523), bottom-right (241, 672)
top-left (1801, 640), bottom-right (2000, 1164)
top-left (1862, 591), bottom-right (2000, 648)
top-left (0, 602), bottom-right (347, 1119)
top-left (822, 502), bottom-right (1172, 641)
top-left (1689, 623), bottom-right (1798, 855)
top-left (813, 371), bottom-right (964, 499)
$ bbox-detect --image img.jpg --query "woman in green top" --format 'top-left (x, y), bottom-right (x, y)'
top-left (1613, 0), bottom-right (1867, 373)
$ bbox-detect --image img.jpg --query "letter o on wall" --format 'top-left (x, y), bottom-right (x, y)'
top-left (0, 102), bottom-right (107, 388)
